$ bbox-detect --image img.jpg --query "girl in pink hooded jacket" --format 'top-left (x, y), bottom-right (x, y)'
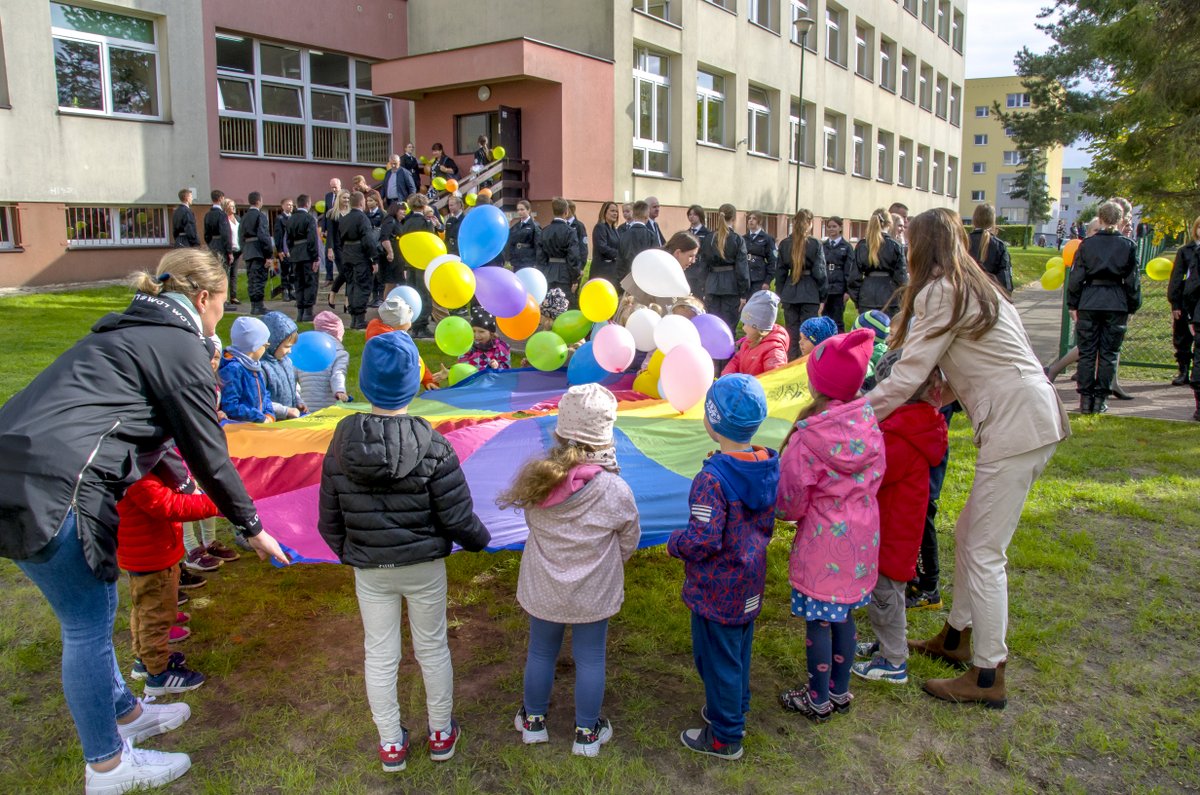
top-left (775, 329), bottom-right (885, 722)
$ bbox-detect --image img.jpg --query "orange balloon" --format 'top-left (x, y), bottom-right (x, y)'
top-left (497, 296), bottom-right (541, 340)
top-left (478, 187), bottom-right (493, 200)
top-left (1062, 238), bottom-right (1081, 267)
top-left (445, 179), bottom-right (459, 193)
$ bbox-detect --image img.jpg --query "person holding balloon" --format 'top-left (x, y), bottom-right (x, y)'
top-left (967, 205), bottom-right (1013, 295)
top-left (506, 200), bottom-right (541, 271)
top-left (700, 204), bottom-right (750, 341)
top-left (428, 142), bottom-right (459, 183)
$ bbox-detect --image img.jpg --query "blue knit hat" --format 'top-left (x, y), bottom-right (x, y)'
top-left (853, 310), bottom-right (891, 341)
top-left (704, 374), bottom-right (768, 444)
top-left (359, 331), bottom-right (421, 410)
top-left (799, 315), bottom-right (838, 346)
top-left (230, 316), bottom-right (270, 354)
top-left (261, 311), bottom-right (298, 359)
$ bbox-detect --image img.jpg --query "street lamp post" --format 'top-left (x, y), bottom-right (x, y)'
top-left (793, 17), bottom-right (816, 215)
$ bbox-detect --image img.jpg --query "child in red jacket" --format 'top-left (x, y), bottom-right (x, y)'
top-left (852, 350), bottom-right (948, 684)
top-left (117, 453), bottom-right (219, 695)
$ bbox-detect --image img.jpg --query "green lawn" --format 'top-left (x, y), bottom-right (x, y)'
top-left (1, 286), bottom-right (1198, 794)
top-left (1010, 246), bottom-right (1061, 289)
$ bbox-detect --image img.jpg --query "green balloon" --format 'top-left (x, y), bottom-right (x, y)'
top-left (435, 316), bottom-right (473, 357)
top-left (525, 331), bottom-right (568, 371)
top-left (552, 309), bottom-right (591, 345)
top-left (448, 362), bottom-right (477, 386)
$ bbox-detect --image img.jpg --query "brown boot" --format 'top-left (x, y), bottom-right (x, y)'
top-left (923, 662), bottom-right (1007, 710)
top-left (908, 622), bottom-right (972, 668)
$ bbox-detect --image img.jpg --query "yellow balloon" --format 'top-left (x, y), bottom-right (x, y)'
top-left (314, 200), bottom-right (326, 214)
top-left (432, 176), bottom-right (447, 191)
top-left (372, 167), bottom-right (386, 181)
top-left (1146, 257), bottom-right (1173, 281)
top-left (399, 231), bottom-right (447, 270)
top-left (492, 145), bottom-right (506, 160)
top-left (429, 262), bottom-right (476, 309)
top-left (578, 279), bottom-right (619, 322)
top-left (1046, 256), bottom-right (1064, 270)
top-left (464, 192), bottom-right (477, 207)
top-left (646, 349), bottom-right (665, 376)
top-left (1040, 266), bottom-right (1066, 291)
top-left (633, 370), bottom-right (660, 399)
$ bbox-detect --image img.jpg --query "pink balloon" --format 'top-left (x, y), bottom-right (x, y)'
top-left (593, 324), bottom-right (636, 373)
top-left (660, 343), bottom-right (714, 413)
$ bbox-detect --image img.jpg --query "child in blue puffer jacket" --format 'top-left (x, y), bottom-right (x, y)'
top-left (260, 311), bottom-right (306, 418)
top-left (220, 317), bottom-right (298, 424)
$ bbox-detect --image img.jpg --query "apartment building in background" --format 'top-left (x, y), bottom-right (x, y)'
top-left (1059, 168), bottom-right (1103, 226)
top-left (958, 75), bottom-right (1063, 238)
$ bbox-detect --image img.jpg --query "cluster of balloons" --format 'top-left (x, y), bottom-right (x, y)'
top-left (1039, 239), bottom-right (1078, 290)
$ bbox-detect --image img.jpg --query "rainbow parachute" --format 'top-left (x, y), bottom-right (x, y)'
top-left (226, 364), bottom-right (812, 564)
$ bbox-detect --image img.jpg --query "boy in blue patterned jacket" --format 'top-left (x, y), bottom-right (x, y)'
top-left (668, 374), bottom-right (780, 760)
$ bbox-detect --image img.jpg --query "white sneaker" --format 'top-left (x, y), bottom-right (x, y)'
top-left (116, 697), bottom-right (191, 745)
top-left (85, 740), bottom-right (191, 795)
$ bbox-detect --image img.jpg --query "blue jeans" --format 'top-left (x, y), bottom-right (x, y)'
top-left (15, 511), bottom-right (138, 763)
top-left (523, 614), bottom-right (608, 729)
top-left (691, 612), bottom-right (754, 744)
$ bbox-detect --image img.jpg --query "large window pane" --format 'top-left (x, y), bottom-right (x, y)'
top-left (261, 43), bottom-right (301, 80)
top-left (311, 90), bottom-right (348, 123)
top-left (355, 60), bottom-right (372, 91)
top-left (356, 97), bottom-right (388, 128)
top-left (54, 38), bottom-right (103, 111)
top-left (216, 35), bottom-right (253, 73)
top-left (706, 97), bottom-right (723, 143)
top-left (218, 78), bottom-right (254, 112)
top-left (638, 80), bottom-right (652, 139)
top-left (110, 48), bottom-right (158, 116)
top-left (648, 151), bottom-right (669, 173)
top-left (262, 84), bottom-right (302, 117)
top-left (51, 3), bottom-right (153, 44)
top-left (655, 83), bottom-right (668, 143)
top-left (310, 51), bottom-right (349, 87)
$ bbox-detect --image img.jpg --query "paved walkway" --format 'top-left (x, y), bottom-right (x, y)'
top-left (1013, 284), bottom-right (1196, 423)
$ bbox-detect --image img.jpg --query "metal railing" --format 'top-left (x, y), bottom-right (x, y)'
top-left (66, 206), bottom-right (169, 248)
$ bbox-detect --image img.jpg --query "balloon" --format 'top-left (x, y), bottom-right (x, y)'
top-left (567, 341), bottom-right (610, 385)
top-left (1146, 257), bottom-right (1173, 281)
top-left (474, 266), bottom-right (528, 318)
top-left (478, 187), bottom-right (493, 200)
top-left (464, 192), bottom-right (477, 207)
top-left (492, 145), bottom-right (506, 160)
top-left (593, 324), bottom-right (636, 372)
top-left (525, 331), bottom-right (568, 371)
top-left (498, 296), bottom-right (541, 340)
top-left (399, 231), bottom-right (446, 270)
top-left (290, 331), bottom-right (337, 372)
top-left (552, 310), bottom-right (592, 345)
top-left (458, 204), bottom-right (509, 267)
top-left (692, 314), bottom-right (735, 359)
top-left (432, 176), bottom-right (447, 191)
top-left (625, 307), bottom-right (661, 352)
top-left (419, 155), bottom-right (429, 165)
top-left (447, 362), bottom-right (477, 386)
top-left (429, 261), bottom-right (476, 309)
top-left (654, 314), bottom-right (702, 354)
top-left (632, 248), bottom-right (690, 299)
top-left (633, 370), bottom-right (660, 399)
top-left (579, 279), bottom-right (619, 322)
top-left (1046, 256), bottom-right (1064, 271)
top-left (660, 343), bottom-right (715, 413)
top-left (446, 179), bottom-right (460, 194)
top-left (372, 166), bottom-right (386, 181)
top-left (136, 211), bottom-right (148, 224)
top-left (1040, 266), bottom-right (1066, 291)
top-left (1062, 238), bottom-right (1081, 267)
top-left (314, 200), bottom-right (326, 214)
top-left (424, 254), bottom-right (461, 289)
top-left (515, 267), bottom-right (548, 304)
top-left (386, 285), bottom-right (422, 320)
top-left (434, 316), bottom-right (474, 356)
top-left (646, 349), bottom-right (665, 376)
top-left (420, 357), bottom-right (427, 382)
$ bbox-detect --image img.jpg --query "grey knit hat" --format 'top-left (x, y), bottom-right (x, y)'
top-left (556, 383), bottom-right (618, 446)
top-left (740, 289), bottom-right (780, 331)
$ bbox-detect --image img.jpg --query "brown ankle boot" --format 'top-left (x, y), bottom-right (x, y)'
top-left (908, 622), bottom-right (972, 668)
top-left (923, 662), bottom-right (1007, 709)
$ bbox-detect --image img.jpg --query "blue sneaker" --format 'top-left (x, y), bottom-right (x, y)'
top-left (855, 640), bottom-right (879, 659)
top-left (143, 662), bottom-right (206, 696)
top-left (130, 652), bottom-right (186, 681)
top-left (851, 655), bottom-right (909, 684)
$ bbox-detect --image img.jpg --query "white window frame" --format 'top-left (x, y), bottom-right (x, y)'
top-left (916, 144), bottom-right (930, 190)
top-left (854, 22), bottom-right (872, 80)
top-left (1003, 150), bottom-right (1023, 166)
top-left (932, 150), bottom-right (945, 194)
top-left (790, 0), bottom-right (816, 49)
top-left (789, 98), bottom-right (815, 165)
top-left (876, 130), bottom-right (894, 183)
top-left (919, 63), bottom-right (933, 111)
top-left (852, 121), bottom-right (869, 177)
top-left (975, 105), bottom-right (989, 117)
top-left (51, 3), bottom-right (162, 120)
top-left (696, 70), bottom-right (726, 146)
top-left (0, 206), bottom-right (16, 250)
top-left (949, 84), bottom-right (961, 126)
top-left (823, 112), bottom-right (844, 172)
top-left (921, 0), bottom-right (935, 28)
top-left (825, 4), bottom-right (845, 66)
top-left (897, 138), bottom-right (913, 186)
top-left (65, 205), bottom-right (169, 248)
top-left (746, 85), bottom-right (773, 156)
top-left (1006, 92), bottom-right (1031, 108)
top-left (879, 37), bottom-right (896, 91)
top-left (974, 134), bottom-right (988, 145)
top-left (936, 0), bottom-right (950, 40)
top-left (900, 51), bottom-right (915, 102)
top-left (972, 161), bottom-right (986, 174)
top-left (971, 189), bottom-right (986, 201)
top-left (633, 46), bottom-right (671, 175)
top-left (951, 9), bottom-right (964, 52)
top-left (935, 74), bottom-right (948, 119)
top-left (947, 156), bottom-right (959, 197)
top-left (633, 0), bottom-right (672, 22)
top-left (749, 0), bottom-right (779, 32)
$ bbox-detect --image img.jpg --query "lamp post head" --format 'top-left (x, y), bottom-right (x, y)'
top-left (793, 16), bottom-right (816, 38)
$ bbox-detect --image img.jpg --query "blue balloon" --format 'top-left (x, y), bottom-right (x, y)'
top-left (290, 330), bottom-right (337, 372)
top-left (567, 341), bottom-right (610, 386)
top-left (387, 285), bottom-right (422, 320)
top-left (458, 204), bottom-right (509, 268)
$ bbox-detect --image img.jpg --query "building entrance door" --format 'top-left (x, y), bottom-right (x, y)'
top-left (498, 106), bottom-right (521, 159)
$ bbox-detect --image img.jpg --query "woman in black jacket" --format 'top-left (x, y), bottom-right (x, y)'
top-left (775, 208), bottom-right (828, 361)
top-left (0, 250), bottom-right (287, 791)
top-left (848, 208), bottom-right (908, 316)
top-left (701, 203), bottom-right (750, 336)
top-left (968, 204), bottom-right (1014, 294)
top-left (743, 210), bottom-right (778, 293)
top-left (505, 200), bottom-right (541, 271)
top-left (591, 201), bottom-right (621, 285)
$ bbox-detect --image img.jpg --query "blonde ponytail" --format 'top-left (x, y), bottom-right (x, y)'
top-left (789, 209), bottom-right (813, 285)
top-left (131, 248), bottom-right (228, 298)
top-left (971, 203), bottom-right (996, 264)
top-left (866, 208), bottom-right (890, 267)
top-left (711, 203), bottom-right (736, 261)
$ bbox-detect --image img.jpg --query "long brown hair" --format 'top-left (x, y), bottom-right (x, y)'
top-left (597, 200), bottom-right (618, 226)
top-left (890, 208), bottom-right (1004, 349)
top-left (866, 208), bottom-right (891, 267)
top-left (711, 203), bottom-right (736, 260)
top-left (497, 439), bottom-right (602, 509)
top-left (789, 209), bottom-right (813, 284)
top-left (971, 203), bottom-right (995, 264)
top-left (781, 391), bottom-right (832, 452)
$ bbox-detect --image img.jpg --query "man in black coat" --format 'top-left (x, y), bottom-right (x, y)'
top-left (338, 191), bottom-right (378, 330)
top-left (617, 200), bottom-right (659, 289)
top-left (821, 216), bottom-right (854, 331)
top-left (538, 197), bottom-right (582, 300)
top-left (202, 190), bottom-right (230, 264)
top-left (443, 195), bottom-right (465, 257)
top-left (645, 196), bottom-right (666, 245)
top-left (171, 189), bottom-right (198, 248)
top-left (376, 154), bottom-right (417, 210)
top-left (401, 142), bottom-right (422, 194)
top-left (273, 198), bottom-right (294, 301)
top-left (287, 194), bottom-right (321, 322)
top-left (239, 191), bottom-right (274, 315)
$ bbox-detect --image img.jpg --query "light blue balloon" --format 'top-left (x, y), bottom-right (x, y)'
top-left (290, 330), bottom-right (337, 372)
top-left (515, 267), bottom-right (548, 304)
top-left (387, 285), bottom-right (422, 320)
top-left (458, 204), bottom-right (509, 268)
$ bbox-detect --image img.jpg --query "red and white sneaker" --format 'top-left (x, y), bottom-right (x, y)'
top-left (174, 612), bottom-right (190, 625)
top-left (379, 728), bottom-right (409, 773)
top-left (428, 719), bottom-right (459, 762)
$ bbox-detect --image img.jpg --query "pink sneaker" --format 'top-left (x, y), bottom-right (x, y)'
top-left (168, 626), bottom-right (191, 644)
top-left (428, 719), bottom-right (459, 762)
top-left (174, 612), bottom-right (190, 625)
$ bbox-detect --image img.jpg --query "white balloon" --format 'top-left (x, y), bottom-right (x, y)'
top-left (653, 313), bottom-right (702, 354)
top-left (632, 248), bottom-right (690, 299)
top-left (424, 254), bottom-right (461, 290)
top-left (515, 267), bottom-right (548, 305)
top-left (624, 307), bottom-right (661, 352)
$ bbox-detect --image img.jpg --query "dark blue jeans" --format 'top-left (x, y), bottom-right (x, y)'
top-left (15, 511), bottom-right (138, 763)
top-left (691, 612), bottom-right (754, 744)
top-left (523, 615), bottom-right (608, 729)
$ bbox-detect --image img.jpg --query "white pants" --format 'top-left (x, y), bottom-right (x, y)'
top-left (354, 560), bottom-right (453, 742)
top-left (948, 442), bottom-right (1058, 668)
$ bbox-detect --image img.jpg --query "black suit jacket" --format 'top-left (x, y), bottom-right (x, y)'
top-left (569, 218), bottom-right (589, 268)
top-left (647, 218), bottom-right (666, 246)
top-left (239, 207), bottom-right (273, 261)
top-left (286, 210), bottom-right (319, 263)
top-left (273, 213), bottom-right (291, 258)
top-left (203, 206), bottom-right (230, 258)
top-left (171, 204), bottom-right (198, 248)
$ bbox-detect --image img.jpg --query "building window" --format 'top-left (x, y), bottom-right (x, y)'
top-left (1003, 150), bottom-right (1023, 165)
top-left (897, 137), bottom-right (913, 186)
top-left (0, 206), bottom-right (17, 250)
top-left (900, 51), bottom-right (916, 102)
top-left (0, 17), bottom-right (10, 107)
top-left (947, 156), bottom-right (959, 197)
top-left (455, 112), bottom-right (498, 155)
top-left (972, 161), bottom-right (986, 174)
top-left (65, 205), bottom-right (168, 248)
top-left (51, 2), bottom-right (161, 119)
top-left (696, 70), bottom-right (726, 146)
top-left (949, 84), bottom-right (961, 126)
top-left (633, 0), bottom-right (672, 22)
top-left (704, 0), bottom-right (735, 8)
top-left (746, 85), bottom-right (773, 155)
top-left (971, 189), bottom-right (986, 201)
top-left (825, 4), bottom-right (846, 66)
top-left (854, 22), bottom-right (873, 80)
top-left (823, 111), bottom-right (844, 171)
top-left (789, 98), bottom-right (815, 164)
top-left (974, 134), bottom-right (988, 145)
top-left (918, 64), bottom-right (933, 110)
top-left (1001, 177), bottom-right (1017, 196)
top-left (216, 33), bottom-right (390, 164)
top-left (975, 105), bottom-right (989, 117)
top-left (937, 0), bottom-right (951, 40)
top-left (1006, 92), bottom-right (1031, 108)
top-left (749, 0), bottom-right (779, 32)
top-left (1062, 175), bottom-right (1072, 185)
top-left (1004, 125), bottom-right (1015, 137)
top-left (790, 0), bottom-right (816, 49)
top-left (852, 122), bottom-right (870, 177)
top-left (876, 131), bottom-right (894, 183)
top-left (952, 9), bottom-right (964, 52)
top-left (916, 144), bottom-right (930, 190)
top-left (932, 151), bottom-right (945, 194)
top-left (903, 0), bottom-right (917, 15)
top-left (921, 0), bottom-right (935, 28)
top-left (935, 74), bottom-right (948, 119)
top-left (633, 46), bottom-right (671, 175)
top-left (879, 38), bottom-right (896, 91)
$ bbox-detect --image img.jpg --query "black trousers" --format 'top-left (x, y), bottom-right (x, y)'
top-left (279, 257), bottom-right (293, 296)
top-left (783, 302), bottom-right (819, 361)
top-left (707, 294), bottom-right (741, 340)
top-left (1075, 310), bottom-right (1128, 398)
top-left (345, 259), bottom-right (374, 316)
top-left (821, 292), bottom-right (846, 332)
top-left (1173, 310), bottom-right (1196, 373)
top-left (294, 259), bottom-right (319, 310)
top-left (406, 265), bottom-right (434, 331)
top-left (246, 257), bottom-right (268, 303)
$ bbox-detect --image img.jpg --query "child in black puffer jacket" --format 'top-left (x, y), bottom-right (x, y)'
top-left (318, 331), bottom-right (490, 774)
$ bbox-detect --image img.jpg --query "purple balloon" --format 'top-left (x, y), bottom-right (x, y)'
top-left (691, 313), bottom-right (735, 359)
top-left (473, 266), bottom-right (528, 318)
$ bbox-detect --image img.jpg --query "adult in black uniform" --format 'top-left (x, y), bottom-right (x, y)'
top-left (338, 191), bottom-right (378, 330)
top-left (377, 201), bottom-right (405, 298)
top-left (616, 200), bottom-right (659, 289)
top-left (1167, 215), bottom-right (1200, 398)
top-left (821, 216), bottom-right (853, 331)
top-left (685, 204), bottom-right (711, 299)
top-left (171, 189), bottom-right (198, 248)
top-left (776, 208), bottom-right (828, 361)
top-left (239, 192), bottom-right (274, 316)
top-left (701, 203), bottom-right (750, 336)
top-left (567, 200), bottom-right (589, 272)
top-left (273, 198), bottom-right (294, 301)
top-left (968, 204), bottom-right (1014, 295)
top-left (202, 189), bottom-right (230, 272)
top-left (365, 191), bottom-right (387, 305)
top-left (0, 249), bottom-right (287, 793)
top-left (1067, 201), bottom-right (1141, 414)
top-left (286, 194), bottom-right (321, 322)
top-left (443, 194), bottom-right (465, 257)
top-left (398, 194), bottom-right (436, 335)
top-left (537, 197), bottom-right (583, 300)
top-left (591, 201), bottom-right (621, 286)
top-left (505, 200), bottom-right (541, 271)
top-left (743, 210), bottom-right (777, 293)
top-left (848, 208), bottom-right (907, 316)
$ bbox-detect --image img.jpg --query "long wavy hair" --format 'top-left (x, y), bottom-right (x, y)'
top-left (789, 209), bottom-right (813, 284)
top-left (497, 437), bottom-right (606, 509)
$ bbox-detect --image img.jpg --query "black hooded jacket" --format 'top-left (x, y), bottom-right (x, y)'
top-left (318, 413), bottom-right (490, 568)
top-left (0, 293), bottom-right (263, 581)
